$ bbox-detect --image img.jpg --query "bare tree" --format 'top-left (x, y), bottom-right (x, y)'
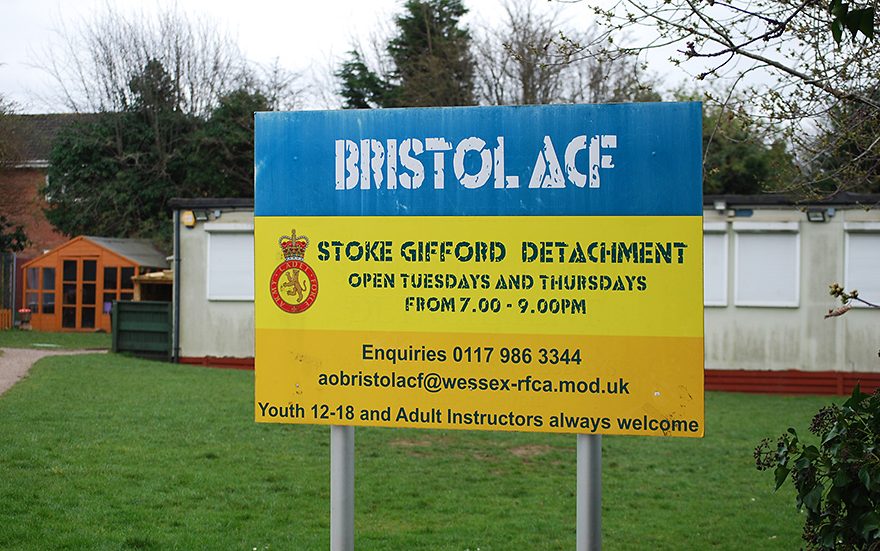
top-left (38, 5), bottom-right (258, 116)
top-left (473, 2), bottom-right (566, 105)
top-left (557, 0), bottom-right (880, 194)
top-left (245, 58), bottom-right (308, 112)
top-left (0, 94), bottom-right (20, 166)
top-left (473, 0), bottom-right (661, 106)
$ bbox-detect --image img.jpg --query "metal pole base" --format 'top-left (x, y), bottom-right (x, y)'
top-left (577, 434), bottom-right (601, 551)
top-left (331, 425), bottom-right (355, 551)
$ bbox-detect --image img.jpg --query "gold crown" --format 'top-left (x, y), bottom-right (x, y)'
top-left (279, 230), bottom-right (309, 261)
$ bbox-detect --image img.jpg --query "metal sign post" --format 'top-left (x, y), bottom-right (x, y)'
top-left (577, 434), bottom-right (602, 551)
top-left (330, 425), bottom-right (355, 551)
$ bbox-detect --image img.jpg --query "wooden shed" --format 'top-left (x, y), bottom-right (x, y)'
top-left (21, 236), bottom-right (168, 332)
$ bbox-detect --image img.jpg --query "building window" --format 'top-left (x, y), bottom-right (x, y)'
top-left (845, 223), bottom-right (880, 307)
top-left (733, 222), bottom-right (800, 307)
top-left (206, 224), bottom-right (254, 301)
top-left (703, 223), bottom-right (728, 306)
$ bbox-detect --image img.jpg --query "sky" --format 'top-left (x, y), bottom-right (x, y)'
top-left (0, 0), bottom-right (691, 114)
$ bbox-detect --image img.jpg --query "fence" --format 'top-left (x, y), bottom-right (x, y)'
top-left (111, 301), bottom-right (172, 361)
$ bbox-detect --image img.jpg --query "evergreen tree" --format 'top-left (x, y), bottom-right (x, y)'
top-left (337, 0), bottom-right (475, 108)
top-left (336, 50), bottom-right (390, 109)
top-left (45, 60), bottom-right (270, 249)
top-left (184, 89), bottom-right (271, 197)
top-left (0, 216), bottom-right (27, 253)
top-left (387, 0), bottom-right (475, 107)
top-left (702, 105), bottom-right (796, 195)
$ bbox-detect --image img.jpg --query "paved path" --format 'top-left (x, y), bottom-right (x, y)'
top-left (0, 348), bottom-right (106, 396)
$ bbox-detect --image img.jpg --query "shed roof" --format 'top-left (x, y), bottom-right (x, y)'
top-left (21, 235), bottom-right (169, 270)
top-left (86, 237), bottom-right (168, 268)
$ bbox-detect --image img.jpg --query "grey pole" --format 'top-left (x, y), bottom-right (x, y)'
top-left (576, 434), bottom-right (601, 551)
top-left (330, 425), bottom-right (355, 551)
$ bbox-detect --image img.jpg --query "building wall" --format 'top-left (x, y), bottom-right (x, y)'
top-left (178, 210), bottom-right (254, 359)
top-left (176, 206), bottom-right (880, 378)
top-left (0, 167), bottom-right (67, 257)
top-left (703, 206), bottom-right (879, 374)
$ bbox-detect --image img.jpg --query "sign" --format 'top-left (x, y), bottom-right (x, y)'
top-left (255, 103), bottom-right (704, 437)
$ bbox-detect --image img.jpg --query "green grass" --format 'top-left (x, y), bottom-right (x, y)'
top-left (0, 329), bottom-right (111, 350)
top-left (0, 354), bottom-right (835, 550)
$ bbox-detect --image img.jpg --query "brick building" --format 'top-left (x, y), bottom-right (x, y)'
top-left (1, 114), bottom-right (91, 324)
top-left (0, 114), bottom-right (89, 256)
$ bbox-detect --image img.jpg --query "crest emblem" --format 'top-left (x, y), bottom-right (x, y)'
top-left (269, 229), bottom-right (319, 313)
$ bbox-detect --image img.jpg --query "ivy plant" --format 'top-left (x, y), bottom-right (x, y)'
top-left (755, 386), bottom-right (880, 549)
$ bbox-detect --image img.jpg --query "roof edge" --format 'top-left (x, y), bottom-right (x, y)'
top-left (168, 197), bottom-right (254, 209)
top-left (20, 235), bottom-right (167, 269)
top-left (704, 193), bottom-right (880, 208)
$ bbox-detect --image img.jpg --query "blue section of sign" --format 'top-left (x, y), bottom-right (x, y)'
top-left (255, 103), bottom-right (702, 217)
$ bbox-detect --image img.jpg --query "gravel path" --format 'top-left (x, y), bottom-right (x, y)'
top-left (0, 348), bottom-right (107, 396)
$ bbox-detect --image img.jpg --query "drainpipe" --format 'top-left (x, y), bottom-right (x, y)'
top-left (172, 208), bottom-right (181, 362)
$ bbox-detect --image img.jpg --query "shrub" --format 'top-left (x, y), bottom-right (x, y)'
top-left (755, 386), bottom-right (880, 549)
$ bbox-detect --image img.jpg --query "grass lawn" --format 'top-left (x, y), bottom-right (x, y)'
top-left (0, 354), bottom-right (833, 550)
top-left (0, 329), bottom-right (111, 350)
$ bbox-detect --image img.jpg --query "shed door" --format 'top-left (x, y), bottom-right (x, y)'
top-left (61, 258), bottom-right (98, 330)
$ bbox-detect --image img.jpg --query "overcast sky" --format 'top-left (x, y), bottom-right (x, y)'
top-left (0, 0), bottom-right (694, 113)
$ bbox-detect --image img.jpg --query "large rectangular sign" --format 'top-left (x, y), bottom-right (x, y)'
top-left (255, 103), bottom-right (704, 436)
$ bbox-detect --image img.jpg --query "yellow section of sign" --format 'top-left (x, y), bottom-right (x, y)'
top-left (254, 215), bottom-right (704, 436)
top-left (255, 216), bottom-right (702, 337)
top-left (255, 329), bottom-right (703, 436)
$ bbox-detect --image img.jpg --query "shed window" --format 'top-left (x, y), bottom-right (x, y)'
top-left (102, 266), bottom-right (138, 309)
top-left (27, 268), bottom-right (39, 289)
top-left (83, 260), bottom-right (97, 282)
top-left (121, 267), bottom-right (135, 289)
top-left (42, 268), bottom-right (55, 290)
top-left (733, 222), bottom-right (800, 307)
top-left (703, 223), bottom-right (728, 306)
top-left (82, 284), bottom-right (96, 305)
top-left (26, 292), bottom-right (38, 312)
top-left (845, 225), bottom-right (880, 307)
top-left (104, 267), bottom-right (117, 289)
top-left (81, 307), bottom-right (95, 329)
top-left (63, 284), bottom-right (76, 305)
top-left (63, 260), bottom-right (77, 281)
top-left (42, 293), bottom-right (55, 314)
top-left (24, 267), bottom-right (56, 315)
top-left (206, 226), bottom-right (254, 301)
top-left (62, 307), bottom-right (76, 328)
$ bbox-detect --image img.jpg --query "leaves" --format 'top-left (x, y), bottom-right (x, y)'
top-left (699, 101), bottom-right (796, 195)
top-left (860, 511), bottom-right (880, 540)
top-left (757, 388), bottom-right (880, 548)
top-left (802, 483), bottom-right (824, 513)
top-left (774, 464), bottom-right (791, 490)
top-left (336, 0), bottom-right (475, 109)
top-left (0, 216), bottom-right (28, 253)
top-left (45, 60), bottom-right (268, 249)
top-left (828, 0), bottom-right (876, 44)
